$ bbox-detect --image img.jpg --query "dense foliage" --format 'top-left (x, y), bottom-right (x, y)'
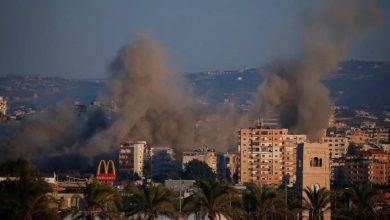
top-left (0, 159), bottom-right (389, 220)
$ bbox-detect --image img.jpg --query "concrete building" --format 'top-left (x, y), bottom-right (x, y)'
top-left (322, 136), bottom-right (349, 188)
top-left (344, 149), bottom-right (389, 186)
top-left (296, 142), bottom-right (331, 220)
top-left (182, 146), bottom-right (217, 172)
top-left (239, 127), bottom-right (288, 187)
top-left (322, 137), bottom-right (349, 159)
top-left (350, 127), bottom-right (389, 144)
top-left (118, 141), bottom-right (150, 177)
top-left (281, 134), bottom-right (307, 186)
top-left (216, 152), bottom-right (239, 182)
top-left (0, 96), bottom-right (7, 117)
top-left (151, 147), bottom-right (176, 180)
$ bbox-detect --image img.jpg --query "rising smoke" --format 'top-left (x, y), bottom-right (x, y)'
top-left (83, 35), bottom-right (249, 157)
top-left (256, 0), bottom-right (382, 140)
top-left (0, 35), bottom-right (247, 168)
top-left (0, 0), bottom-right (382, 170)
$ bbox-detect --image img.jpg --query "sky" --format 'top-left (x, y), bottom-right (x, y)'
top-left (0, 0), bottom-right (389, 78)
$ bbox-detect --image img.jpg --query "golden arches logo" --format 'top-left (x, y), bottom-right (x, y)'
top-left (96, 160), bottom-right (116, 175)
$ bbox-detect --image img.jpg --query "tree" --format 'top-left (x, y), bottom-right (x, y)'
top-left (74, 181), bottom-right (121, 220)
top-left (183, 180), bottom-right (242, 220)
top-left (342, 186), bottom-right (384, 220)
top-left (243, 184), bottom-right (286, 220)
top-left (0, 159), bottom-right (60, 220)
top-left (124, 183), bottom-right (179, 220)
top-left (302, 186), bottom-right (332, 220)
top-left (181, 159), bottom-right (216, 182)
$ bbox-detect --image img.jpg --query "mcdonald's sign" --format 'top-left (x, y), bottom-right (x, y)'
top-left (96, 160), bottom-right (116, 185)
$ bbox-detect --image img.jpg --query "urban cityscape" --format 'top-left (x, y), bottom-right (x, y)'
top-left (0, 1), bottom-right (390, 220)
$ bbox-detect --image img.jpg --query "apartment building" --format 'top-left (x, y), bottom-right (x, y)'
top-left (281, 134), bottom-right (306, 186)
top-left (118, 141), bottom-right (150, 177)
top-left (345, 149), bottom-right (389, 186)
top-left (239, 127), bottom-right (288, 186)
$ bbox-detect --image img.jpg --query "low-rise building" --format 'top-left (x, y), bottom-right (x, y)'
top-left (182, 146), bottom-right (217, 172)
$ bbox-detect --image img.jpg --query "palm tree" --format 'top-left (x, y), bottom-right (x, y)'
top-left (74, 181), bottom-right (121, 220)
top-left (302, 186), bottom-right (332, 220)
top-left (343, 186), bottom-right (384, 220)
top-left (124, 183), bottom-right (179, 220)
top-left (0, 159), bottom-right (60, 220)
top-left (183, 180), bottom-right (242, 220)
top-left (243, 184), bottom-right (286, 220)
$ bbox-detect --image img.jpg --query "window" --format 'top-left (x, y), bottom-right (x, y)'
top-left (310, 157), bottom-right (322, 167)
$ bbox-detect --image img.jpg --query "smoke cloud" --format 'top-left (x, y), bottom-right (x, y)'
top-left (0, 35), bottom-right (247, 169)
top-left (0, 0), bottom-right (382, 170)
top-left (83, 35), bottom-right (249, 157)
top-left (255, 0), bottom-right (382, 140)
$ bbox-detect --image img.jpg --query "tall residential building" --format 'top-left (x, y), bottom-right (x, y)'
top-left (182, 146), bottom-right (217, 172)
top-left (118, 141), bottom-right (150, 177)
top-left (151, 147), bottom-right (176, 179)
top-left (322, 136), bottom-right (349, 188)
top-left (0, 96), bottom-right (7, 116)
top-left (239, 127), bottom-right (288, 187)
top-left (281, 134), bottom-right (307, 186)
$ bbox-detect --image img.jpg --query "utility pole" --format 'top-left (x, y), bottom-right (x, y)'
top-left (285, 186), bottom-right (288, 220)
top-left (179, 178), bottom-right (182, 214)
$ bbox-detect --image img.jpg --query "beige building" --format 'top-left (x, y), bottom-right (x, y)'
top-left (182, 146), bottom-right (217, 172)
top-left (119, 141), bottom-right (150, 176)
top-left (350, 127), bottom-right (389, 144)
top-left (322, 136), bottom-right (349, 187)
top-left (282, 134), bottom-right (307, 186)
top-left (0, 96), bottom-right (7, 116)
top-left (296, 142), bottom-right (331, 220)
top-left (239, 128), bottom-right (288, 186)
top-left (322, 137), bottom-right (349, 159)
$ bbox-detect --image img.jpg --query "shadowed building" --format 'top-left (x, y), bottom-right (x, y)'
top-left (150, 146), bottom-right (177, 181)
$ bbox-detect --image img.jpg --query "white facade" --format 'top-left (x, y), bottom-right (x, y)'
top-left (0, 96), bottom-right (7, 116)
top-left (119, 141), bottom-right (149, 176)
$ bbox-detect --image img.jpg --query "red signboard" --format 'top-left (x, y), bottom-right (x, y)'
top-left (96, 160), bottom-right (116, 185)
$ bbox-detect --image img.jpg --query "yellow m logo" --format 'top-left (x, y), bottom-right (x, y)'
top-left (96, 160), bottom-right (116, 175)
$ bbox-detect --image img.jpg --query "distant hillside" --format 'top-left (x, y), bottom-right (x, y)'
top-left (0, 76), bottom-right (107, 110)
top-left (188, 60), bottom-right (390, 110)
top-left (0, 60), bottom-right (389, 111)
top-left (324, 60), bottom-right (390, 109)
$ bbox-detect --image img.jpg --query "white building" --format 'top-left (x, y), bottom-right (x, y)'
top-left (0, 96), bottom-right (7, 116)
top-left (119, 141), bottom-right (150, 177)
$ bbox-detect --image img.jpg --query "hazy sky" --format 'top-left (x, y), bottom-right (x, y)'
top-left (0, 0), bottom-right (389, 78)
